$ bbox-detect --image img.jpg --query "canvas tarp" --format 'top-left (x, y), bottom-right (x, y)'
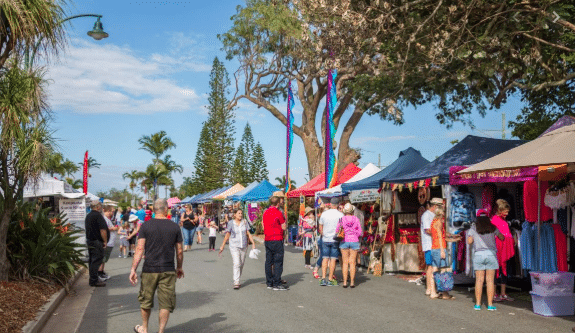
top-left (228, 181), bottom-right (259, 201)
top-left (384, 135), bottom-right (525, 185)
top-left (213, 183), bottom-right (245, 200)
top-left (316, 163), bottom-right (381, 197)
top-left (23, 177), bottom-right (85, 199)
top-left (287, 163), bottom-right (361, 197)
top-left (234, 180), bottom-right (280, 202)
top-left (341, 148), bottom-right (430, 192)
top-left (459, 124), bottom-right (575, 174)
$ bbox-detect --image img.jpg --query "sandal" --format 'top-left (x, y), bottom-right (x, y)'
top-left (313, 271), bottom-right (320, 279)
top-left (429, 294), bottom-right (442, 299)
top-left (442, 294), bottom-right (455, 300)
top-left (342, 283), bottom-right (349, 288)
top-left (134, 325), bottom-right (144, 333)
top-left (350, 284), bottom-right (355, 289)
top-left (233, 284), bottom-right (240, 289)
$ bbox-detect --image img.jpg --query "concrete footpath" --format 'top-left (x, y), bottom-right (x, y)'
top-left (43, 233), bottom-right (575, 332)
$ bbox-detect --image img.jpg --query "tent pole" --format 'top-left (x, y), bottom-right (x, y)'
top-left (537, 178), bottom-right (541, 272)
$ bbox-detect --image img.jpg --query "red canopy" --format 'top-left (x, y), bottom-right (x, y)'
top-left (287, 163), bottom-right (361, 197)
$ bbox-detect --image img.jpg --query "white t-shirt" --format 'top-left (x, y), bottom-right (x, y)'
top-left (319, 209), bottom-right (344, 242)
top-left (104, 216), bottom-right (116, 247)
top-left (421, 210), bottom-right (435, 252)
top-left (209, 226), bottom-right (217, 237)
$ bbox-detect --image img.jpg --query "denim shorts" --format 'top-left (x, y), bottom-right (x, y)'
top-left (339, 242), bottom-right (360, 250)
top-left (424, 251), bottom-right (433, 266)
top-left (430, 249), bottom-right (448, 268)
top-left (322, 241), bottom-right (340, 259)
top-left (473, 250), bottom-right (498, 271)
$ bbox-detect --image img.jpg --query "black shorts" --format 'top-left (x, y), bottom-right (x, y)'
top-left (129, 237), bottom-right (136, 245)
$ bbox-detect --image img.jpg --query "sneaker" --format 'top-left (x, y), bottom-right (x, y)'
top-left (493, 294), bottom-right (503, 302)
top-left (89, 281), bottom-right (106, 287)
top-left (98, 276), bottom-right (108, 282)
top-left (474, 305), bottom-right (481, 311)
top-left (328, 279), bottom-right (338, 287)
top-left (487, 306), bottom-right (497, 311)
top-left (267, 286), bottom-right (273, 289)
top-left (320, 279), bottom-right (328, 286)
top-left (98, 273), bottom-right (109, 280)
top-left (501, 294), bottom-right (514, 301)
top-left (273, 285), bottom-right (289, 291)
top-left (118, 254), bottom-right (122, 258)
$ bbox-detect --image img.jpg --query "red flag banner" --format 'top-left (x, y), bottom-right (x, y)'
top-left (83, 151), bottom-right (88, 195)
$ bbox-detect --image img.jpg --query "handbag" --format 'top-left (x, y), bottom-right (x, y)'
top-left (333, 219), bottom-right (345, 242)
top-left (433, 271), bottom-right (454, 292)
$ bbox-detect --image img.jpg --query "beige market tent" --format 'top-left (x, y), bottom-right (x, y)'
top-left (212, 183), bottom-right (245, 200)
top-left (459, 123), bottom-right (575, 174)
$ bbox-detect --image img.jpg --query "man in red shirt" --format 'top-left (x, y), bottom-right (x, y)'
top-left (263, 193), bottom-right (288, 290)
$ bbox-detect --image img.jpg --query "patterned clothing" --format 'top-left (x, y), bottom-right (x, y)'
top-left (450, 191), bottom-right (475, 225)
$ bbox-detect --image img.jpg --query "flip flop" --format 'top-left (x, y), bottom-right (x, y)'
top-left (233, 284), bottom-right (240, 289)
top-left (442, 295), bottom-right (455, 300)
top-left (429, 294), bottom-right (442, 299)
top-left (134, 325), bottom-right (143, 333)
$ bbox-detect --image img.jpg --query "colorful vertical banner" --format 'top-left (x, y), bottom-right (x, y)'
top-left (82, 151), bottom-right (88, 195)
top-left (286, 83), bottom-right (295, 193)
top-left (325, 69), bottom-right (338, 189)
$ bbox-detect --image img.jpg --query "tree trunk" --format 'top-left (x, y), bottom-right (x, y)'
top-left (0, 207), bottom-right (14, 281)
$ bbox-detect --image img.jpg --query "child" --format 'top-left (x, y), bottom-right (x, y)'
top-left (301, 207), bottom-right (316, 269)
top-left (468, 210), bottom-right (504, 311)
top-left (118, 222), bottom-right (129, 258)
top-left (491, 199), bottom-right (515, 302)
top-left (208, 221), bottom-right (217, 251)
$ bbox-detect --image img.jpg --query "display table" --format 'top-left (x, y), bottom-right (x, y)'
top-left (383, 227), bottom-right (424, 272)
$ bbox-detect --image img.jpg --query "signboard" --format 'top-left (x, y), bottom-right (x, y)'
top-left (59, 198), bottom-right (87, 229)
top-left (349, 189), bottom-right (379, 203)
top-left (450, 165), bottom-right (538, 185)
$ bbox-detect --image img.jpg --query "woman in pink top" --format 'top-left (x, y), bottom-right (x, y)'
top-left (338, 203), bottom-right (362, 288)
top-left (490, 199), bottom-right (515, 302)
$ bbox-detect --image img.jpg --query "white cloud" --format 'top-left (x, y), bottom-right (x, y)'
top-left (234, 101), bottom-right (268, 124)
top-left (46, 38), bottom-right (208, 114)
top-left (351, 135), bottom-right (416, 146)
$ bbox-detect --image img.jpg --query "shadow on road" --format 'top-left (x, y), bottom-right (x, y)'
top-left (165, 312), bottom-right (245, 333)
top-left (241, 272), bottom-right (306, 288)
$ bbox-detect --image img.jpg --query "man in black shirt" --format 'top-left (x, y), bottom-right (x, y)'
top-left (130, 198), bottom-right (184, 333)
top-left (85, 201), bottom-right (109, 287)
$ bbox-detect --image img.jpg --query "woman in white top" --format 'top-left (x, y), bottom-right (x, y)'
top-left (219, 208), bottom-right (256, 289)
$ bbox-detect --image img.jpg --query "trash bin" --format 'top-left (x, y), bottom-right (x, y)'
top-left (288, 226), bottom-right (298, 244)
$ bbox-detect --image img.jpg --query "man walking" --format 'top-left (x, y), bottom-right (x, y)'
top-left (422, 198), bottom-right (442, 298)
top-left (263, 193), bottom-right (288, 291)
top-left (85, 201), bottom-right (109, 287)
top-left (319, 197), bottom-right (344, 286)
top-left (130, 198), bottom-right (184, 333)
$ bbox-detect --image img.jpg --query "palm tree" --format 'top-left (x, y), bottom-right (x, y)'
top-left (274, 176), bottom-right (296, 192)
top-left (138, 131), bottom-right (176, 162)
top-left (65, 177), bottom-right (83, 189)
top-left (61, 159), bottom-right (79, 177)
top-left (139, 164), bottom-right (171, 201)
top-left (160, 155), bottom-right (183, 198)
top-left (46, 152), bottom-right (65, 178)
top-left (77, 156), bottom-right (101, 177)
top-left (122, 170), bottom-right (141, 198)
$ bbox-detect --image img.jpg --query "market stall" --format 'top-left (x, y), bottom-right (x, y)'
top-left (287, 163), bottom-right (361, 198)
top-left (227, 181), bottom-right (259, 202)
top-left (230, 180), bottom-right (280, 223)
top-left (315, 163), bottom-right (381, 199)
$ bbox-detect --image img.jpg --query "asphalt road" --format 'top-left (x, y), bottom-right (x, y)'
top-left (65, 234), bottom-right (575, 333)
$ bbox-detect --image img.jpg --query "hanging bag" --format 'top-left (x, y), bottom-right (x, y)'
top-left (333, 218), bottom-right (345, 242)
top-left (433, 271), bottom-right (454, 292)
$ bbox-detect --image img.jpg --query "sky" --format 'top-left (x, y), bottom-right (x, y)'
top-left (45, 0), bottom-right (527, 196)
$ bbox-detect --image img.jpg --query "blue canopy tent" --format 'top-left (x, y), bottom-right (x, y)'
top-left (228, 181), bottom-right (259, 201)
top-left (341, 148), bottom-right (430, 192)
top-left (180, 195), bottom-right (195, 204)
top-left (235, 180), bottom-right (279, 202)
top-left (191, 188), bottom-right (220, 204)
top-left (197, 185), bottom-right (232, 204)
top-left (384, 135), bottom-right (526, 185)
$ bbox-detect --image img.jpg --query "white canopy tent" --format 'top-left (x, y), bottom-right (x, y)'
top-left (315, 163), bottom-right (381, 197)
top-left (23, 177), bottom-right (84, 199)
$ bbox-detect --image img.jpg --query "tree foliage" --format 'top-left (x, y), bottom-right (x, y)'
top-left (251, 142), bottom-right (269, 182)
top-left (138, 130), bottom-right (177, 162)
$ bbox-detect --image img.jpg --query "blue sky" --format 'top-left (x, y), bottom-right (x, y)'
top-left (47, 0), bottom-right (526, 195)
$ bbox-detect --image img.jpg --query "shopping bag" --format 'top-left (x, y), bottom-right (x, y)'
top-left (249, 248), bottom-right (261, 260)
top-left (433, 271), bottom-right (454, 292)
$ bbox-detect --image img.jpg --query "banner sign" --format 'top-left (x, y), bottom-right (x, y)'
top-left (59, 198), bottom-right (86, 229)
top-left (349, 189), bottom-right (380, 203)
top-left (450, 166), bottom-right (538, 185)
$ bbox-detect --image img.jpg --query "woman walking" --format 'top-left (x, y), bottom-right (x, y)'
top-left (196, 209), bottom-right (204, 245)
top-left (180, 204), bottom-right (198, 251)
top-left (468, 210), bottom-right (504, 310)
top-left (338, 203), bottom-right (362, 288)
top-left (301, 207), bottom-right (316, 269)
top-left (219, 208), bottom-right (256, 289)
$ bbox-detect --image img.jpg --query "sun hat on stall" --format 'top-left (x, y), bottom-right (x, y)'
top-left (128, 215), bottom-right (139, 222)
top-left (272, 191), bottom-right (285, 198)
top-left (343, 203), bottom-right (355, 214)
top-left (304, 207), bottom-right (314, 216)
top-left (430, 198), bottom-right (444, 206)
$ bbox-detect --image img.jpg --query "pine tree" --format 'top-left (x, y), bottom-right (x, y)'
top-left (191, 123), bottom-right (214, 194)
top-left (231, 143), bottom-right (249, 186)
top-left (251, 142), bottom-right (268, 181)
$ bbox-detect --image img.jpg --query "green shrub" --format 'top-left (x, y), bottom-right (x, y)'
top-left (6, 202), bottom-right (86, 285)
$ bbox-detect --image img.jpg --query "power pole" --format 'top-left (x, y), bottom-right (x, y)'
top-left (378, 154), bottom-right (381, 169)
top-left (502, 113), bottom-right (506, 139)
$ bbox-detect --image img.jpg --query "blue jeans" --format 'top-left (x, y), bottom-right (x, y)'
top-left (322, 241), bottom-right (340, 259)
top-left (339, 242), bottom-right (360, 250)
top-left (182, 227), bottom-right (197, 246)
top-left (265, 240), bottom-right (284, 287)
top-left (430, 249), bottom-right (448, 268)
top-left (316, 238), bottom-right (323, 267)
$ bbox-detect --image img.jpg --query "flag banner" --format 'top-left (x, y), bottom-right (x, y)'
top-left (83, 151), bottom-right (88, 195)
top-left (325, 69), bottom-right (338, 188)
top-left (286, 83), bottom-right (295, 192)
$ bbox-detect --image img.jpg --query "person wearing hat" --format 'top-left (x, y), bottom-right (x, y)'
top-left (422, 197), bottom-right (443, 298)
top-left (300, 207), bottom-right (316, 269)
top-left (319, 197), bottom-right (344, 287)
top-left (339, 203), bottom-right (363, 288)
top-left (208, 221), bottom-right (218, 251)
top-left (263, 193), bottom-right (288, 290)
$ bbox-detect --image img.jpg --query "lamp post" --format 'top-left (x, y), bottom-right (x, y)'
top-left (26, 14), bottom-right (109, 68)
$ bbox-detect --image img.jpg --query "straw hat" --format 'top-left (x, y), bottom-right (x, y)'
top-left (272, 191), bottom-right (285, 198)
top-left (430, 198), bottom-right (444, 206)
top-left (343, 203), bottom-right (355, 214)
top-left (304, 206), bottom-right (314, 216)
top-left (128, 215), bottom-right (139, 222)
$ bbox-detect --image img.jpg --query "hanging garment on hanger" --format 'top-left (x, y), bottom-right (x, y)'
top-left (457, 230), bottom-right (466, 273)
top-left (482, 183), bottom-right (497, 216)
top-left (539, 224), bottom-right (558, 273)
top-left (571, 206), bottom-right (575, 239)
top-left (524, 180), bottom-right (553, 222)
top-left (557, 208), bottom-right (568, 235)
top-left (551, 224), bottom-right (568, 272)
top-left (520, 221), bottom-right (536, 271)
top-left (451, 191), bottom-right (476, 226)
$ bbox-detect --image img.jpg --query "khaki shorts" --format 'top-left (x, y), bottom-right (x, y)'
top-left (138, 272), bottom-right (177, 312)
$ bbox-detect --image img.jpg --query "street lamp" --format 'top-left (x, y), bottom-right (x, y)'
top-left (27, 14), bottom-right (109, 68)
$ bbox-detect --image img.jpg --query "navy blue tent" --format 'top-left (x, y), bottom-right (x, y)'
top-left (180, 195), bottom-right (195, 204)
top-left (384, 135), bottom-right (526, 185)
top-left (341, 147), bottom-right (430, 192)
top-left (191, 187), bottom-right (224, 204)
top-left (235, 180), bottom-right (279, 202)
top-left (198, 185), bottom-right (232, 204)
top-left (228, 181), bottom-right (259, 201)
